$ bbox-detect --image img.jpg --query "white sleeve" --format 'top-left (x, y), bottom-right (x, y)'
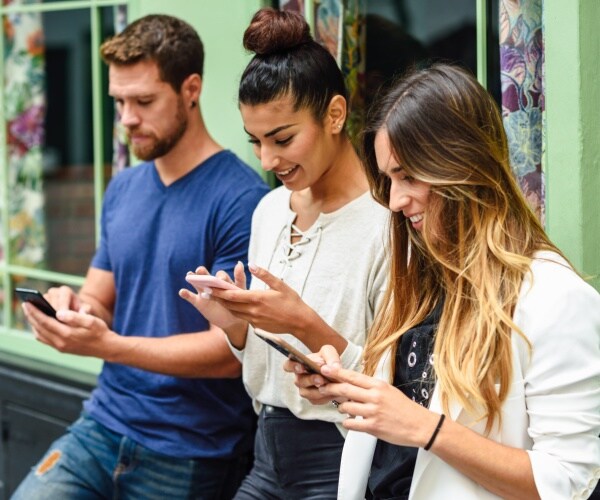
top-left (516, 261), bottom-right (600, 499)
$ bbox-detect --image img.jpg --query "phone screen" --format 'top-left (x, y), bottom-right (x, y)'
top-left (15, 288), bottom-right (57, 318)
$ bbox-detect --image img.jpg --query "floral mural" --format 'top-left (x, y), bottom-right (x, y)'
top-left (339, 0), bottom-right (365, 145)
top-left (499, 0), bottom-right (545, 224)
top-left (288, 0), bottom-right (366, 145)
top-left (2, 0), bottom-right (46, 267)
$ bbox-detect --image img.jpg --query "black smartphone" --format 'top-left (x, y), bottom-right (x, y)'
top-left (15, 288), bottom-right (57, 318)
top-left (254, 329), bottom-right (335, 380)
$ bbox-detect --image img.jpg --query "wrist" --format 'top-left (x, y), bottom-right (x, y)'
top-left (224, 321), bottom-right (249, 350)
top-left (295, 309), bottom-right (348, 354)
top-left (422, 412), bottom-right (446, 451)
top-left (99, 329), bottom-right (126, 362)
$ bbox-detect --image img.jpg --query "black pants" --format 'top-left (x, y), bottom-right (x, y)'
top-left (234, 405), bottom-right (344, 500)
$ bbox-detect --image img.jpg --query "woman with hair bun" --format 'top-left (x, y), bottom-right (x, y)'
top-left (180, 7), bottom-right (389, 498)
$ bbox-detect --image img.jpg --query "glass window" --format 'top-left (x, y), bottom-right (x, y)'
top-left (365, 0), bottom-right (500, 106)
top-left (0, 2), bottom-right (126, 374)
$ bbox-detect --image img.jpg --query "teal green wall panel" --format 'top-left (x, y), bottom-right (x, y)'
top-left (545, 1), bottom-right (600, 290)
top-left (135, 0), bottom-right (265, 174)
top-left (579, 0), bottom-right (600, 290)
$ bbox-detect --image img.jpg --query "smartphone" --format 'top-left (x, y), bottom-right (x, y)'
top-left (254, 329), bottom-right (334, 380)
top-left (185, 274), bottom-right (239, 290)
top-left (15, 288), bottom-right (57, 318)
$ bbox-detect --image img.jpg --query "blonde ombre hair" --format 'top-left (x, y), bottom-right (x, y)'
top-left (362, 64), bottom-right (564, 432)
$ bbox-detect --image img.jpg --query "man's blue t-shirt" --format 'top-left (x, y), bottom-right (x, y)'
top-left (85, 150), bottom-right (269, 459)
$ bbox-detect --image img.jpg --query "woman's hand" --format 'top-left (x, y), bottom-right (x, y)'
top-left (317, 363), bottom-right (438, 448)
top-left (179, 263), bottom-right (249, 346)
top-left (284, 345), bottom-right (350, 406)
top-left (199, 264), bottom-right (348, 353)
top-left (210, 263), bottom-right (311, 335)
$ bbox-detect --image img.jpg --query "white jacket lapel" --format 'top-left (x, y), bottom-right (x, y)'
top-left (337, 350), bottom-right (393, 500)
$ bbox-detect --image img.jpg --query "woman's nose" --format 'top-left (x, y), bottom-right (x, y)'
top-left (388, 183), bottom-right (410, 213)
top-left (258, 145), bottom-right (280, 171)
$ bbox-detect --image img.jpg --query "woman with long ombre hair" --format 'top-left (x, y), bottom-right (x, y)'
top-left (287, 64), bottom-right (600, 499)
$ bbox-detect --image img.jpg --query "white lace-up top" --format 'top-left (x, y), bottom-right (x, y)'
top-left (228, 186), bottom-right (389, 427)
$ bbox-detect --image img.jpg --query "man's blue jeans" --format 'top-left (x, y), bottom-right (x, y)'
top-left (11, 414), bottom-right (252, 499)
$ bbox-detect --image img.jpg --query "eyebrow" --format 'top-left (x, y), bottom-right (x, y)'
top-left (378, 165), bottom-right (403, 175)
top-left (244, 124), bottom-right (296, 138)
top-left (109, 92), bottom-right (154, 100)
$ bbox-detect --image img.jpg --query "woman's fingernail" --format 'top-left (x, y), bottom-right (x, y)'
top-left (200, 292), bottom-right (211, 300)
top-left (321, 365), bottom-right (336, 375)
top-left (248, 262), bottom-right (258, 273)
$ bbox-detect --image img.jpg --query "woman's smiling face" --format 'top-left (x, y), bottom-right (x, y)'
top-left (374, 128), bottom-right (431, 231)
top-left (240, 95), bottom-right (337, 191)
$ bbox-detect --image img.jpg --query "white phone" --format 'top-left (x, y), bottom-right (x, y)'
top-left (185, 274), bottom-right (239, 290)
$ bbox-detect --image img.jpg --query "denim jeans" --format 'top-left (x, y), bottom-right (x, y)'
top-left (11, 414), bottom-right (252, 500)
top-left (234, 405), bottom-right (344, 500)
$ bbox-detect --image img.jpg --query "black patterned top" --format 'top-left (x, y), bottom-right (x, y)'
top-left (367, 301), bottom-right (443, 500)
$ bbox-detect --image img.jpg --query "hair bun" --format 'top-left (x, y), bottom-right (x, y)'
top-left (243, 8), bottom-right (312, 55)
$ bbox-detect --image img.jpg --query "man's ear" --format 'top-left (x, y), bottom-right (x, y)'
top-left (182, 73), bottom-right (202, 110)
top-left (326, 94), bottom-right (347, 134)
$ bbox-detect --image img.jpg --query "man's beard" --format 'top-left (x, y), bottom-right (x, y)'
top-left (128, 99), bottom-right (188, 161)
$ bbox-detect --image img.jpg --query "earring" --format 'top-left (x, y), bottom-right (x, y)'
top-left (190, 101), bottom-right (196, 109)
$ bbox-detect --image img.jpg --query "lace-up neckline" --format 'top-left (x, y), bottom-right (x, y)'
top-left (281, 223), bottom-right (319, 262)
top-left (274, 220), bottom-right (323, 290)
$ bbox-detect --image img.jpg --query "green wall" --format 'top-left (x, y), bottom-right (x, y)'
top-left (141, 0), bottom-right (600, 289)
top-left (545, 1), bottom-right (600, 290)
top-left (133, 0), bottom-right (265, 173)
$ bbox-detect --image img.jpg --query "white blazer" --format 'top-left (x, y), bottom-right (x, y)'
top-left (338, 252), bottom-right (600, 500)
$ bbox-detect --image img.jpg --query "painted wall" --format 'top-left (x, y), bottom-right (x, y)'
top-left (132, 0), bottom-right (265, 173)
top-left (545, 1), bottom-right (600, 290)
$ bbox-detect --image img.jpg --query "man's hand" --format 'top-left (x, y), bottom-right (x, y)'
top-left (44, 285), bottom-right (92, 314)
top-left (22, 302), bottom-right (117, 359)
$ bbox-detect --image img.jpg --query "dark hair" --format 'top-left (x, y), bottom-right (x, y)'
top-left (239, 8), bottom-right (347, 121)
top-left (100, 14), bottom-right (204, 92)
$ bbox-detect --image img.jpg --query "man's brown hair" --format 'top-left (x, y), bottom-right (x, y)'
top-left (100, 14), bottom-right (204, 91)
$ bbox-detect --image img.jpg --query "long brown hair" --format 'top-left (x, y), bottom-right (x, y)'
top-left (362, 64), bottom-right (563, 432)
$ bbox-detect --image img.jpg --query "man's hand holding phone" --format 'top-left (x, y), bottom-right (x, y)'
top-left (15, 288), bottom-right (58, 318)
top-left (16, 286), bottom-right (116, 358)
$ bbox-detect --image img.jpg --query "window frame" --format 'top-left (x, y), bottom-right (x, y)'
top-left (0, 0), bottom-right (135, 381)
